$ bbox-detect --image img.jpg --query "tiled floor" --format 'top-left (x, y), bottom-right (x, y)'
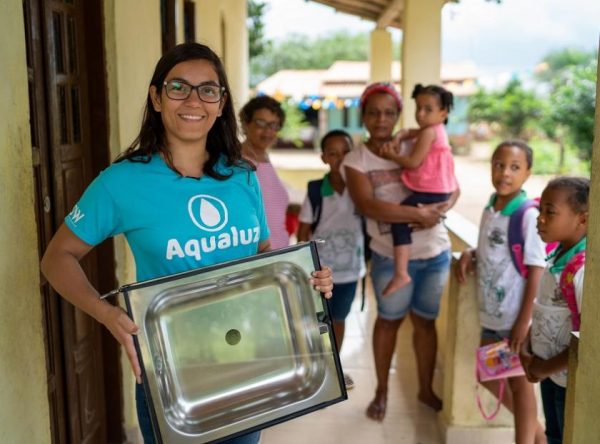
top-left (261, 283), bottom-right (443, 444)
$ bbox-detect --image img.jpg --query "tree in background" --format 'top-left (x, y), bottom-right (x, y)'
top-left (537, 49), bottom-right (597, 162)
top-left (249, 31), bottom-right (400, 86)
top-left (468, 78), bottom-right (542, 139)
top-left (248, 0), bottom-right (270, 59)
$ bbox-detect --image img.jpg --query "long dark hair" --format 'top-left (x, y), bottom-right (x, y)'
top-left (116, 43), bottom-right (250, 179)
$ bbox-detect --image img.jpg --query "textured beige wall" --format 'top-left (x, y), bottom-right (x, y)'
top-left (0, 1), bottom-right (51, 442)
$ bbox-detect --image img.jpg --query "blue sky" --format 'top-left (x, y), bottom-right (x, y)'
top-left (262, 0), bottom-right (599, 81)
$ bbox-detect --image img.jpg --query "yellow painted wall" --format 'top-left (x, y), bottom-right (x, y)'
top-left (0, 1), bottom-right (51, 442)
top-left (221, 0), bottom-right (249, 110)
top-left (103, 0), bottom-right (162, 435)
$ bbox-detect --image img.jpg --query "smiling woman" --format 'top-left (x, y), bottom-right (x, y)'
top-left (240, 96), bottom-right (291, 249)
top-left (39, 42), bottom-right (334, 444)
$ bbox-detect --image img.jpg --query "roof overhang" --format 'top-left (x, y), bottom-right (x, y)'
top-left (308, 0), bottom-right (455, 29)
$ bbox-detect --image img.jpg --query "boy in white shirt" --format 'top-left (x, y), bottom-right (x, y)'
top-left (297, 130), bottom-right (366, 389)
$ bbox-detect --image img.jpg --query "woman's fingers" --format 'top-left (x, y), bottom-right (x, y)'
top-left (311, 266), bottom-right (334, 299)
top-left (103, 306), bottom-right (142, 383)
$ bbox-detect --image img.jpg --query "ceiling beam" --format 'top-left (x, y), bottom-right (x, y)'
top-left (377, 0), bottom-right (404, 28)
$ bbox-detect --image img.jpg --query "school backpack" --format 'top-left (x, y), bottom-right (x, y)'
top-left (307, 178), bottom-right (371, 310)
top-left (508, 198), bottom-right (584, 330)
top-left (508, 198), bottom-right (555, 278)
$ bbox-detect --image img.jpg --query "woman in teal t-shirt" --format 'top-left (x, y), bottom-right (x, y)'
top-left (41, 43), bottom-right (333, 444)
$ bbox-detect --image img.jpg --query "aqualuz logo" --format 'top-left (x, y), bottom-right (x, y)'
top-left (165, 194), bottom-right (260, 261)
top-left (188, 194), bottom-right (228, 232)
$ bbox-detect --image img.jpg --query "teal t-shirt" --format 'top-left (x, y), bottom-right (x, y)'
top-left (65, 154), bottom-right (270, 282)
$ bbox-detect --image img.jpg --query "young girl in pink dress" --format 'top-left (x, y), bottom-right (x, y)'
top-left (380, 84), bottom-right (459, 296)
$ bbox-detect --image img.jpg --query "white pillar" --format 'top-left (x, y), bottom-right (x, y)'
top-left (401, 0), bottom-right (444, 128)
top-left (369, 28), bottom-right (393, 83)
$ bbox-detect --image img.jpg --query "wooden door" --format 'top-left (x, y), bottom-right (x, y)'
top-left (24, 0), bottom-right (122, 442)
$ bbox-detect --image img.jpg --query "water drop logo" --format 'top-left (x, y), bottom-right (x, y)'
top-left (188, 195), bottom-right (228, 232)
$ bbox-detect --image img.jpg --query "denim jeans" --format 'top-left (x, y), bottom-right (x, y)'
top-left (540, 378), bottom-right (566, 444)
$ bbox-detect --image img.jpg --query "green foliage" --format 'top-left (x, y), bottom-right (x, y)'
top-left (250, 31), bottom-right (371, 86)
top-left (278, 99), bottom-right (310, 147)
top-left (529, 138), bottom-right (589, 175)
top-left (247, 0), bottom-right (270, 59)
top-left (535, 48), bottom-right (595, 83)
top-left (545, 59), bottom-right (597, 160)
top-left (468, 78), bottom-right (543, 139)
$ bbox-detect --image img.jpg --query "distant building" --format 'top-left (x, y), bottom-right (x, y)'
top-left (256, 60), bottom-right (478, 148)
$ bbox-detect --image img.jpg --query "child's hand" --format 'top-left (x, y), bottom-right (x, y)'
top-left (379, 140), bottom-right (400, 162)
top-left (527, 356), bottom-right (548, 382)
top-left (509, 316), bottom-right (530, 354)
top-left (519, 348), bottom-right (541, 383)
top-left (456, 250), bottom-right (475, 284)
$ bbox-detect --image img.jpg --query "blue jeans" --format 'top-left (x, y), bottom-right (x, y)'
top-left (540, 378), bottom-right (566, 444)
top-left (136, 383), bottom-right (261, 443)
top-left (370, 249), bottom-right (451, 320)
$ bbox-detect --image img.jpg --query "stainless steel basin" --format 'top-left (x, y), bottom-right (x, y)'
top-left (122, 242), bottom-right (345, 443)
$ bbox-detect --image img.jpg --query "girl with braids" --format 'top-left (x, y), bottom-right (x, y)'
top-left (379, 83), bottom-right (460, 296)
top-left (41, 43), bottom-right (333, 443)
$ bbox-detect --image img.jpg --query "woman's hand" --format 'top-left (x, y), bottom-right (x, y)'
top-left (311, 266), bottom-right (334, 299)
top-left (100, 304), bottom-right (142, 383)
top-left (456, 249), bottom-right (476, 284)
top-left (413, 202), bottom-right (448, 228)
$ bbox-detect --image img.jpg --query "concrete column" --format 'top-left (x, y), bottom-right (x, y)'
top-left (564, 45), bottom-right (600, 444)
top-left (400, 0), bottom-right (444, 128)
top-left (220, 0), bottom-right (249, 112)
top-left (195, 0), bottom-right (222, 55)
top-left (369, 28), bottom-right (393, 83)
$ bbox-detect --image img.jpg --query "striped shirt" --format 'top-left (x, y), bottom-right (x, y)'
top-left (254, 161), bottom-right (290, 250)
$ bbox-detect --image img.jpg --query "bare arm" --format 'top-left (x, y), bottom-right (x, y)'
top-left (344, 165), bottom-right (444, 227)
top-left (296, 222), bottom-right (312, 243)
top-left (510, 265), bottom-right (544, 353)
top-left (41, 224), bottom-right (142, 382)
top-left (380, 126), bottom-right (436, 169)
top-left (529, 349), bottom-right (570, 380)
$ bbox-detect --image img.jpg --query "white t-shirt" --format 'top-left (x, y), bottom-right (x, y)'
top-left (341, 143), bottom-right (450, 259)
top-left (531, 255), bottom-right (584, 387)
top-left (298, 180), bottom-right (366, 284)
top-left (476, 201), bottom-right (547, 330)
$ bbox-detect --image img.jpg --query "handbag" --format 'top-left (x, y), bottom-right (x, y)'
top-left (475, 339), bottom-right (525, 420)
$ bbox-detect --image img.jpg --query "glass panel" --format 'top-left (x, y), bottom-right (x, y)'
top-left (52, 12), bottom-right (65, 74)
top-left (67, 17), bottom-right (77, 74)
top-left (71, 87), bottom-right (80, 143)
top-left (57, 85), bottom-right (68, 144)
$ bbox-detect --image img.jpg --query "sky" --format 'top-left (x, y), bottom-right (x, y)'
top-left (262, 0), bottom-right (600, 85)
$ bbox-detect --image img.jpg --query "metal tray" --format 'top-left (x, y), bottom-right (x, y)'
top-left (121, 242), bottom-right (346, 443)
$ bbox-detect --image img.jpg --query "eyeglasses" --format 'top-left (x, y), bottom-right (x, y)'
top-left (252, 118), bottom-right (281, 131)
top-left (163, 80), bottom-right (226, 103)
